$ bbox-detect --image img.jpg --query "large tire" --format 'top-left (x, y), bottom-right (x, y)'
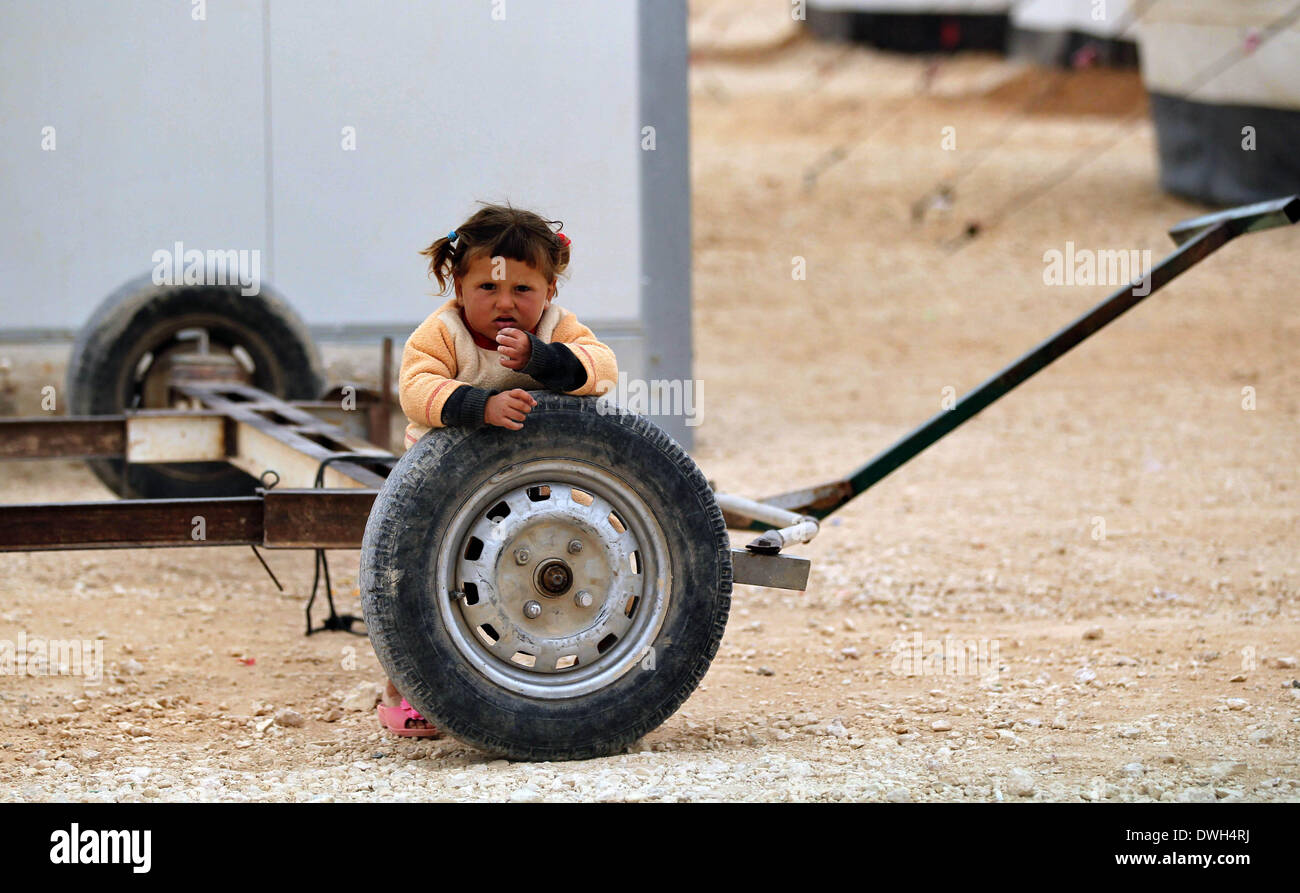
top-left (360, 392), bottom-right (732, 761)
top-left (65, 273), bottom-right (325, 498)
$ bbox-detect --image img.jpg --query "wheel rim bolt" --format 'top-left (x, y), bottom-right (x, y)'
top-left (523, 600), bottom-right (542, 619)
top-left (514, 549), bottom-right (530, 565)
top-left (575, 590), bottom-right (593, 608)
top-left (567, 539), bottom-right (583, 554)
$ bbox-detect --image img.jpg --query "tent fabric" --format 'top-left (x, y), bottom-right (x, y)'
top-left (1149, 93), bottom-right (1300, 207)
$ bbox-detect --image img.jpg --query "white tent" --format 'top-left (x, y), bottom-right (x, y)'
top-left (1009, 0), bottom-right (1139, 67)
top-left (805, 0), bottom-right (1013, 52)
top-left (1137, 1), bottom-right (1300, 205)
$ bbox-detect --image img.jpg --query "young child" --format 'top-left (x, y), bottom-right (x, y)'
top-left (376, 202), bottom-right (619, 737)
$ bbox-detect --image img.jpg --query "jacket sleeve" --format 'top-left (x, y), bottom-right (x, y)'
top-left (398, 313), bottom-right (476, 429)
top-left (546, 310), bottom-right (619, 396)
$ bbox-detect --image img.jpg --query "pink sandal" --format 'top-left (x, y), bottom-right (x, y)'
top-left (376, 698), bottom-right (442, 738)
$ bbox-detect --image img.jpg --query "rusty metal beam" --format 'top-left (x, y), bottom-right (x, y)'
top-left (262, 488), bottom-right (380, 549)
top-left (0, 497), bottom-right (262, 551)
top-left (0, 488), bottom-right (814, 590)
top-left (172, 382), bottom-right (394, 488)
top-left (0, 417), bottom-right (126, 460)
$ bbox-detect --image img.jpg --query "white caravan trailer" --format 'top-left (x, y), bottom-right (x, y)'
top-left (0, 0), bottom-right (694, 444)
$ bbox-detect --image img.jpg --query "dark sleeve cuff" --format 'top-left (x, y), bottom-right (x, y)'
top-left (440, 385), bottom-right (498, 427)
top-left (522, 333), bottom-right (588, 392)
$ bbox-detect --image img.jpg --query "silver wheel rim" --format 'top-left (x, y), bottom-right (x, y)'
top-left (435, 458), bottom-right (670, 699)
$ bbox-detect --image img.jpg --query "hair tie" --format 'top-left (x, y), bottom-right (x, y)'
top-left (446, 230), bottom-right (458, 244)
top-left (557, 233), bottom-right (571, 247)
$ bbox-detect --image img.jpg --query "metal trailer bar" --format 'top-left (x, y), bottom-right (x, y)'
top-left (0, 489), bottom-right (809, 589)
top-left (0, 385), bottom-right (811, 590)
top-left (722, 195), bottom-right (1300, 532)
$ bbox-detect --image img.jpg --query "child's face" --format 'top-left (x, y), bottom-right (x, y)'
top-left (455, 253), bottom-right (555, 342)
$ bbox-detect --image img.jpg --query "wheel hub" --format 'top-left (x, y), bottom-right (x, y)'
top-left (534, 557), bottom-right (573, 596)
top-left (436, 460), bottom-right (670, 699)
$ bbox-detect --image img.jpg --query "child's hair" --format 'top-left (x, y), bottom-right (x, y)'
top-left (420, 202), bottom-right (571, 296)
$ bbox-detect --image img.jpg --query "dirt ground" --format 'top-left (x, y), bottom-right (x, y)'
top-left (0, 3), bottom-right (1296, 801)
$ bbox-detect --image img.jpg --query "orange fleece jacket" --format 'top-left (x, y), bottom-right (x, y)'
top-left (399, 297), bottom-right (618, 446)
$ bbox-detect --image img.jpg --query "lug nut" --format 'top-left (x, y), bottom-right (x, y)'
top-left (574, 590), bottom-right (593, 608)
top-left (567, 539), bottom-right (583, 554)
top-left (523, 600), bottom-right (542, 619)
top-left (514, 549), bottom-right (530, 565)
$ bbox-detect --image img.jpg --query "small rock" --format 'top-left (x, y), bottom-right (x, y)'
top-left (342, 681), bottom-right (383, 712)
top-left (1178, 787), bottom-right (1216, 803)
top-left (1248, 728), bottom-right (1275, 745)
top-left (1006, 768), bottom-right (1035, 797)
top-left (1268, 656), bottom-right (1297, 669)
top-left (1074, 667), bottom-right (1097, 684)
top-left (825, 719), bottom-right (849, 738)
top-left (1082, 626), bottom-right (1104, 640)
top-left (1229, 673), bottom-right (1247, 683)
top-left (757, 666), bottom-right (775, 677)
top-left (1225, 698), bottom-right (1248, 711)
top-left (121, 659), bottom-right (144, 676)
top-left (885, 786), bottom-right (911, 803)
top-left (1121, 762), bottom-right (1145, 778)
top-left (840, 647), bottom-right (860, 660)
top-left (510, 786), bottom-right (543, 803)
top-left (275, 709), bottom-right (306, 728)
top-left (321, 707), bottom-right (343, 723)
top-left (1117, 726), bottom-right (1143, 739)
top-left (930, 719), bottom-right (952, 732)
top-left (1208, 760), bottom-right (1245, 780)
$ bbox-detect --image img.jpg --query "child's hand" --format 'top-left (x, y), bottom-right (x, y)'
top-left (496, 327), bottom-right (532, 370)
top-left (484, 388), bottom-right (537, 430)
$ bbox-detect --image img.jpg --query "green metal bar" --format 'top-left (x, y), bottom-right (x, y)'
top-left (744, 196), bottom-right (1299, 529)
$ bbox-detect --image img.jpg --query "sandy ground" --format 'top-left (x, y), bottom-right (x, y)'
top-left (0, 3), bottom-right (1296, 801)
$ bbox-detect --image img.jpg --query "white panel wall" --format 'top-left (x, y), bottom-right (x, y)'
top-left (0, 0), bottom-right (643, 332)
top-left (0, 0), bottom-right (266, 331)
top-left (266, 0), bottom-right (641, 327)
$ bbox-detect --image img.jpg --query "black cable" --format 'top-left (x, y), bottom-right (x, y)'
top-left (920, 0), bottom-right (1160, 203)
top-left (304, 453), bottom-right (398, 636)
top-left (945, 0), bottom-right (1300, 252)
top-left (802, 0), bottom-right (1039, 191)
